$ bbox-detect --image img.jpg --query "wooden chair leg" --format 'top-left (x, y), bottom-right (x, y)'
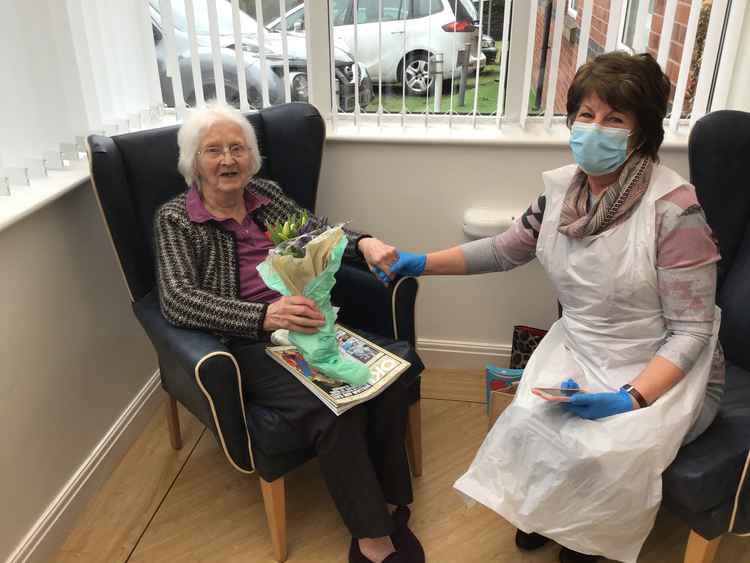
top-left (165, 395), bottom-right (182, 450)
top-left (405, 400), bottom-right (423, 477)
top-left (684, 530), bottom-right (722, 563)
top-left (260, 476), bottom-right (287, 562)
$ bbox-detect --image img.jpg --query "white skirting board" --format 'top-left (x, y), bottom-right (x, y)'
top-left (6, 370), bottom-right (163, 563)
top-left (417, 338), bottom-right (512, 370)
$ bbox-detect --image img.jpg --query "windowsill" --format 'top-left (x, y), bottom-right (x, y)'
top-left (0, 114), bottom-right (179, 235)
top-left (326, 117), bottom-right (692, 150)
top-left (0, 115), bottom-right (689, 234)
top-left (0, 161), bottom-right (90, 233)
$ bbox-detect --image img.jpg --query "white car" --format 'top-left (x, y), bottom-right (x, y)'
top-left (268, 0), bottom-right (485, 96)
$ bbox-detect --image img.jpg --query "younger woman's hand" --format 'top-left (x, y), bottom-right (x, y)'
top-left (563, 390), bottom-right (634, 420)
top-left (263, 296), bottom-right (325, 333)
top-left (389, 251), bottom-right (427, 278)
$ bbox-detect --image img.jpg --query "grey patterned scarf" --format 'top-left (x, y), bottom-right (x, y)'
top-left (558, 156), bottom-right (653, 239)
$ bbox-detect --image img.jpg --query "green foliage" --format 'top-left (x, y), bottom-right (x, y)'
top-left (265, 211), bottom-right (310, 246)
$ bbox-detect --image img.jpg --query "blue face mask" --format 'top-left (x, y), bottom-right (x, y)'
top-left (569, 122), bottom-right (631, 176)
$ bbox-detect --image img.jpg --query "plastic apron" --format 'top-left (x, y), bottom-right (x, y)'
top-left (454, 163), bottom-right (720, 563)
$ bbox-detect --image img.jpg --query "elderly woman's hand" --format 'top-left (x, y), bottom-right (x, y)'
top-left (358, 237), bottom-right (399, 281)
top-left (263, 296), bottom-right (325, 334)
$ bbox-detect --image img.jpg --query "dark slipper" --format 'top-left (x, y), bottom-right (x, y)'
top-left (349, 538), bottom-right (370, 563)
top-left (348, 538), bottom-right (409, 563)
top-left (515, 529), bottom-right (550, 550)
top-left (559, 546), bottom-right (601, 563)
top-left (391, 506), bottom-right (425, 563)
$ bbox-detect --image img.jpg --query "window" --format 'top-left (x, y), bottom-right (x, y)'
top-left (273, 6), bottom-right (306, 31)
top-left (620, 0), bottom-right (653, 53)
top-left (412, 0), bottom-right (444, 19)
top-left (568, 0), bottom-right (578, 18)
top-left (454, 0), bottom-right (478, 22)
top-left (356, 0), bottom-right (404, 24)
top-left (332, 0), bottom-right (352, 25)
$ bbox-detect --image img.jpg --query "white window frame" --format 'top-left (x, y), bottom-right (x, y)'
top-left (567, 0), bottom-right (578, 19)
top-left (618, 0), bottom-right (652, 54)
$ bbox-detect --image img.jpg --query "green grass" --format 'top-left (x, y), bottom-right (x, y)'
top-left (363, 42), bottom-right (505, 115)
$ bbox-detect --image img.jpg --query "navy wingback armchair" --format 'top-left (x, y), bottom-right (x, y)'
top-left (662, 110), bottom-right (750, 563)
top-left (87, 102), bottom-right (421, 562)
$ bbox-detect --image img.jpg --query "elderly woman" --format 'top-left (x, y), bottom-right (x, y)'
top-left (154, 102), bottom-right (424, 563)
top-left (386, 53), bottom-right (724, 563)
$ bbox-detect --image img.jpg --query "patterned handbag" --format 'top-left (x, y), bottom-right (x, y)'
top-left (510, 325), bottom-right (548, 369)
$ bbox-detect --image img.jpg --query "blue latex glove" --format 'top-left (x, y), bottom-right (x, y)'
top-left (372, 267), bottom-right (391, 285)
top-left (564, 389), bottom-right (634, 420)
top-left (560, 378), bottom-right (580, 393)
top-left (389, 251), bottom-right (426, 277)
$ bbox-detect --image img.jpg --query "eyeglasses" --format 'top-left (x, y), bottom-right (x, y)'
top-left (198, 144), bottom-right (249, 160)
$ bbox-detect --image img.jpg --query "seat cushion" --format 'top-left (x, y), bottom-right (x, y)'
top-left (664, 362), bottom-right (750, 513)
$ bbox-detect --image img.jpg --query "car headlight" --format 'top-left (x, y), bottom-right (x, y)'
top-left (291, 73), bottom-right (308, 101)
top-left (482, 39), bottom-right (493, 48)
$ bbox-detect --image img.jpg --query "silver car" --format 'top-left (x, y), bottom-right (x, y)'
top-left (149, 0), bottom-right (372, 111)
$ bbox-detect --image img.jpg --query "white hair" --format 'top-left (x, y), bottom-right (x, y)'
top-left (177, 101), bottom-right (262, 187)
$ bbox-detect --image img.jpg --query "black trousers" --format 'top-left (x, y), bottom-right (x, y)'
top-left (228, 334), bottom-right (419, 538)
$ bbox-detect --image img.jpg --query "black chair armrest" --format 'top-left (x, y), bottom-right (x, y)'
top-left (333, 264), bottom-right (418, 347)
top-left (133, 291), bottom-right (254, 473)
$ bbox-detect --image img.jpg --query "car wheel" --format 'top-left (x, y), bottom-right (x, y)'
top-left (401, 53), bottom-right (434, 97)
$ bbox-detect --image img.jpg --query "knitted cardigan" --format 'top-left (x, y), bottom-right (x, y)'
top-left (155, 176), bottom-right (364, 341)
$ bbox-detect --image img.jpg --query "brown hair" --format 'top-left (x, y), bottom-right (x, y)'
top-left (566, 52), bottom-right (671, 161)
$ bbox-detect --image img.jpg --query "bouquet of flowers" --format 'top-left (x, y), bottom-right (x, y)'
top-left (257, 214), bottom-right (371, 386)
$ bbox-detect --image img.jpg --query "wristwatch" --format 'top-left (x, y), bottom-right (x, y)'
top-left (621, 384), bottom-right (648, 408)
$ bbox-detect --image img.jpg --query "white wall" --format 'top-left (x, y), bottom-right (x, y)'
top-left (0, 183), bottom-right (157, 562)
top-left (727, 4), bottom-right (750, 112)
top-left (318, 139), bottom-right (690, 364)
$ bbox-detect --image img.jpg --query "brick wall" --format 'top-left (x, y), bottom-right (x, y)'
top-left (529, 0), bottom-right (705, 116)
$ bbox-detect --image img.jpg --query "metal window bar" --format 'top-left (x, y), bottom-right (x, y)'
top-left (279, 0), bottom-right (292, 104)
top-left (669, 0), bottom-right (702, 132)
top-left (400, 12), bottom-right (407, 128)
top-left (140, 0), bottom-right (164, 109)
top-left (328, 0), bottom-right (338, 128)
top-left (231, 0), bottom-right (251, 111)
top-left (353, 0), bottom-right (361, 124)
top-left (377, 0), bottom-right (384, 124)
top-left (631, 0), bottom-right (651, 53)
top-left (255, 0), bottom-right (271, 108)
top-left (544, 0), bottom-right (567, 130)
top-left (424, 0), bottom-right (433, 126)
top-left (185, 0), bottom-right (205, 108)
top-left (690, 0), bottom-right (728, 126)
top-left (605, 0), bottom-right (624, 52)
top-left (448, 0), bottom-right (460, 128)
top-left (494, 0), bottom-right (512, 129)
top-left (519, 0), bottom-right (538, 129)
top-left (159, 0), bottom-right (186, 116)
top-left (576, 0), bottom-right (593, 69)
top-left (206, 0), bottom-right (226, 104)
top-left (471, 0), bottom-right (485, 127)
top-left (656, 0), bottom-right (678, 68)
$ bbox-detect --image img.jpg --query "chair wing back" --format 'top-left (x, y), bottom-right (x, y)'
top-left (689, 110), bottom-right (750, 371)
top-left (88, 102), bottom-right (325, 302)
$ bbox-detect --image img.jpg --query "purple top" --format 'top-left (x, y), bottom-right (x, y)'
top-left (186, 185), bottom-right (282, 304)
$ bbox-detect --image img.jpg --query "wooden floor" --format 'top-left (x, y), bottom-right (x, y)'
top-left (53, 369), bottom-right (750, 563)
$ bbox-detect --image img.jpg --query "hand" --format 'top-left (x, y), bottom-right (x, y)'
top-left (563, 389), bottom-right (634, 420)
top-left (560, 378), bottom-right (580, 392)
top-left (263, 296), bottom-right (325, 334)
top-left (358, 237), bottom-right (398, 283)
top-left (389, 251), bottom-right (427, 278)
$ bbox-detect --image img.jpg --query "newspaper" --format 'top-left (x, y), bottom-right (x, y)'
top-left (266, 325), bottom-right (411, 415)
